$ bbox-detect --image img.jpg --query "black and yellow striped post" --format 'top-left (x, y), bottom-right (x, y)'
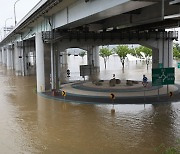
top-left (62, 90), bottom-right (66, 102)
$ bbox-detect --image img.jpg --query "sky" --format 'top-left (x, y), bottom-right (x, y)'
top-left (0, 0), bottom-right (40, 37)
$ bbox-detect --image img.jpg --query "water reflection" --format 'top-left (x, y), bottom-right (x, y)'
top-left (0, 56), bottom-right (180, 153)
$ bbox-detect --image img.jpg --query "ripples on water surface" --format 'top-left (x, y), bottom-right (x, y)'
top-left (0, 56), bottom-right (180, 154)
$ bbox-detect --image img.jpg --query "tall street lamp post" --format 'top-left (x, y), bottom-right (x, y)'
top-left (4, 17), bottom-right (12, 36)
top-left (14, 0), bottom-right (21, 25)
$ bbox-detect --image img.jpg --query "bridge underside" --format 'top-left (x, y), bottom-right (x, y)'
top-left (42, 30), bottom-right (178, 44)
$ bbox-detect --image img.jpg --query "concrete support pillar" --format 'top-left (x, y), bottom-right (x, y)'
top-left (141, 36), bottom-right (173, 69)
top-left (20, 43), bottom-right (25, 76)
top-left (165, 39), bottom-right (173, 67)
top-left (0, 50), bottom-right (2, 64)
top-left (7, 46), bottom-right (12, 69)
top-left (3, 48), bottom-right (7, 66)
top-left (12, 47), bottom-right (15, 70)
top-left (21, 40), bottom-right (36, 76)
top-left (157, 39), bottom-right (173, 68)
top-left (50, 42), bottom-right (55, 89)
top-left (54, 49), bottom-right (59, 89)
top-left (87, 46), bottom-right (100, 67)
top-left (152, 49), bottom-right (159, 68)
top-left (36, 32), bottom-right (45, 92)
top-left (1, 47), bottom-right (4, 65)
top-left (35, 32), bottom-right (51, 92)
top-left (87, 46), bottom-right (100, 81)
top-left (14, 42), bottom-right (22, 75)
top-left (23, 40), bottom-right (32, 76)
top-left (59, 51), bottom-right (68, 84)
top-left (24, 53), bottom-right (28, 75)
top-left (44, 43), bottom-right (51, 91)
top-left (11, 47), bottom-right (14, 69)
top-left (169, 40), bottom-right (173, 67)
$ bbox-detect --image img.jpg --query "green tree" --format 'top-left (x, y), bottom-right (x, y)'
top-left (129, 47), bottom-right (136, 56)
top-left (129, 46), bottom-right (142, 64)
top-left (137, 46), bottom-right (152, 69)
top-left (113, 45), bottom-right (130, 69)
top-left (99, 47), bottom-right (112, 69)
top-left (173, 43), bottom-right (180, 59)
top-left (79, 50), bottom-right (86, 59)
top-left (135, 47), bottom-right (143, 59)
top-left (174, 43), bottom-right (180, 50)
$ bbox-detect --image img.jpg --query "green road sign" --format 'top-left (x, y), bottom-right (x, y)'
top-left (178, 62), bottom-right (180, 68)
top-left (159, 63), bottom-right (163, 68)
top-left (152, 67), bottom-right (175, 86)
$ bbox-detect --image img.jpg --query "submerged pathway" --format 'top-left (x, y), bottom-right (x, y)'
top-left (41, 80), bottom-right (180, 104)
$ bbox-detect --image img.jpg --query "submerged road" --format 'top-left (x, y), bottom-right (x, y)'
top-left (42, 80), bottom-right (180, 104)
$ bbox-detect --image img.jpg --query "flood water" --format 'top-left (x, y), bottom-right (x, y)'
top-left (0, 55), bottom-right (180, 154)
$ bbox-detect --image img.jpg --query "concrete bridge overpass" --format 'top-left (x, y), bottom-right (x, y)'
top-left (0, 0), bottom-right (179, 92)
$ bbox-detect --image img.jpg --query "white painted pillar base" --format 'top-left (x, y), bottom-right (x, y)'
top-left (36, 32), bottom-right (45, 92)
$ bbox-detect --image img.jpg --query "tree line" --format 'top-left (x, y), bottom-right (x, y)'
top-left (78, 43), bottom-right (180, 70)
top-left (99, 45), bottom-right (152, 70)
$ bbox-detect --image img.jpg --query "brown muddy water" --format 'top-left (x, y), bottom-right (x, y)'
top-left (0, 55), bottom-right (180, 154)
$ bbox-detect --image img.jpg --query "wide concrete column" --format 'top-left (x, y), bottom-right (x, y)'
top-left (87, 46), bottom-right (100, 67)
top-left (35, 32), bottom-right (51, 92)
top-left (86, 46), bottom-right (100, 81)
top-left (141, 37), bottom-right (173, 69)
top-left (36, 32), bottom-right (45, 92)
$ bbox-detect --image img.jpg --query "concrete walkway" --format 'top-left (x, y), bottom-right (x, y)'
top-left (41, 80), bottom-right (180, 104)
